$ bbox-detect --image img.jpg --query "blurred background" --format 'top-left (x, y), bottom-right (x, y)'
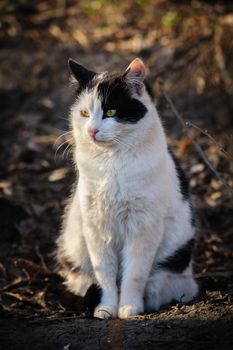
top-left (0, 0), bottom-right (233, 345)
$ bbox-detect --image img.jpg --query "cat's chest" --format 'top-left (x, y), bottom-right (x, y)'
top-left (80, 167), bottom-right (130, 209)
top-left (77, 149), bottom-right (155, 193)
top-left (77, 150), bottom-right (163, 238)
top-left (78, 165), bottom-right (159, 243)
top-left (78, 173), bottom-right (126, 242)
top-left (78, 148), bottom-right (162, 208)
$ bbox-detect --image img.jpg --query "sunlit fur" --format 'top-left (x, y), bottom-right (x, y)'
top-left (56, 60), bottom-right (198, 319)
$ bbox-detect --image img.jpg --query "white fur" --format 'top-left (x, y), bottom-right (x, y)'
top-left (56, 81), bottom-right (198, 319)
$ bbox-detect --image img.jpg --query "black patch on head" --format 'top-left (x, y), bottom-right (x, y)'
top-left (169, 149), bottom-right (190, 200)
top-left (157, 239), bottom-right (195, 273)
top-left (98, 74), bottom-right (148, 124)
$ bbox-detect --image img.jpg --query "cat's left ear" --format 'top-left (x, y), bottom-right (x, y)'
top-left (123, 58), bottom-right (146, 95)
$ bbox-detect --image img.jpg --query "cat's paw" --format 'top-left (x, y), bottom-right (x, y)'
top-left (94, 304), bottom-right (118, 319)
top-left (118, 304), bottom-right (143, 319)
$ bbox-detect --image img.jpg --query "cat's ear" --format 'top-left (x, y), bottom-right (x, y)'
top-left (68, 58), bottom-right (96, 88)
top-left (123, 58), bottom-right (145, 95)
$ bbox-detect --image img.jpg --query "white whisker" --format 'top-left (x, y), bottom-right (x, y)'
top-left (62, 143), bottom-right (72, 160)
top-left (54, 138), bottom-right (73, 161)
top-left (54, 131), bottom-right (73, 147)
top-left (113, 136), bottom-right (132, 149)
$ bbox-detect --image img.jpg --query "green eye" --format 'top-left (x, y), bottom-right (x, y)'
top-left (106, 109), bottom-right (116, 117)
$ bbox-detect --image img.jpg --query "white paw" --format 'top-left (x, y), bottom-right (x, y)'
top-left (94, 304), bottom-right (118, 319)
top-left (118, 304), bottom-right (143, 319)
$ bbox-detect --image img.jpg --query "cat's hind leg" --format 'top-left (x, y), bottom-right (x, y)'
top-left (144, 264), bottom-right (199, 311)
top-left (145, 203), bottom-right (199, 311)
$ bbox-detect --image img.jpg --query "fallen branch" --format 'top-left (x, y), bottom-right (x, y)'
top-left (160, 82), bottom-right (233, 196)
top-left (185, 120), bottom-right (233, 161)
top-left (194, 271), bottom-right (233, 279)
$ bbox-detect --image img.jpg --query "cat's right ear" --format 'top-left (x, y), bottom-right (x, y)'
top-left (68, 58), bottom-right (96, 88)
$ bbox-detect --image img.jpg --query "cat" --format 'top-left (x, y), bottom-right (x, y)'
top-left (56, 57), bottom-right (199, 319)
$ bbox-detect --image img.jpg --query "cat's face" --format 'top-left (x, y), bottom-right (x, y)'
top-left (69, 58), bottom-right (150, 148)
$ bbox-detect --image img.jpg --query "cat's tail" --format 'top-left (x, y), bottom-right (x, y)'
top-left (55, 253), bottom-right (94, 297)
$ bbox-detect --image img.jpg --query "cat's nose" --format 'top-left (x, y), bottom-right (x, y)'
top-left (88, 128), bottom-right (99, 139)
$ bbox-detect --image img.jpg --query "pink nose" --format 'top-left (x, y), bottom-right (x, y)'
top-left (88, 128), bottom-right (99, 139)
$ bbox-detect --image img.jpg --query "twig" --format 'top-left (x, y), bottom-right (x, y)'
top-left (194, 271), bottom-right (233, 278)
top-left (35, 245), bottom-right (50, 272)
top-left (185, 120), bottom-right (233, 161)
top-left (2, 277), bottom-right (26, 291)
top-left (160, 82), bottom-right (233, 196)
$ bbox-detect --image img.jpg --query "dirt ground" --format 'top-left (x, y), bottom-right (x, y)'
top-left (0, 1), bottom-right (233, 349)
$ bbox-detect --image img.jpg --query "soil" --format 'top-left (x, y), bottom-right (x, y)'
top-left (0, 1), bottom-right (233, 349)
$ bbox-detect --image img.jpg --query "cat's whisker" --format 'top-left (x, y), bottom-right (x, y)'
top-left (54, 131), bottom-right (73, 147)
top-left (52, 127), bottom-right (71, 134)
top-left (57, 115), bottom-right (69, 122)
top-left (114, 136), bottom-right (132, 149)
top-left (101, 78), bottom-right (111, 105)
top-left (102, 82), bottom-right (108, 105)
top-left (102, 78), bottom-right (119, 105)
top-left (55, 137), bottom-right (73, 151)
top-left (54, 138), bottom-right (73, 161)
top-left (62, 143), bottom-right (72, 160)
top-left (67, 146), bottom-right (74, 159)
top-left (55, 139), bottom-right (69, 155)
top-left (104, 83), bottom-right (111, 104)
top-left (114, 139), bottom-right (128, 149)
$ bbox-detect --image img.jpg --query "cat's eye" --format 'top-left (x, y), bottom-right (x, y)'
top-left (106, 109), bottom-right (116, 117)
top-left (80, 110), bottom-right (90, 118)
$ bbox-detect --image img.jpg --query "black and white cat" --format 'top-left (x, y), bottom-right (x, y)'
top-left (56, 58), bottom-right (199, 319)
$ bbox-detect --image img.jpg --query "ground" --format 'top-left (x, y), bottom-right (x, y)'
top-left (0, 1), bottom-right (233, 349)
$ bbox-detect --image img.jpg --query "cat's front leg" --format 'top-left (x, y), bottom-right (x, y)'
top-left (118, 220), bottom-right (163, 319)
top-left (85, 228), bottom-right (118, 319)
top-left (56, 192), bottom-right (95, 297)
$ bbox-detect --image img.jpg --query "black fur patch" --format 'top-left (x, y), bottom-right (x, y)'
top-left (68, 59), bottom-right (96, 92)
top-left (98, 75), bottom-right (148, 124)
top-left (169, 149), bottom-right (190, 200)
top-left (157, 239), bottom-right (195, 273)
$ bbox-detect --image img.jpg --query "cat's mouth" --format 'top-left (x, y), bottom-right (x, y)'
top-left (93, 138), bottom-right (113, 146)
top-left (87, 132), bottom-right (114, 146)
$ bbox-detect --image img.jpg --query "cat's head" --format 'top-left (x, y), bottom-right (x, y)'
top-left (69, 58), bottom-right (154, 149)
